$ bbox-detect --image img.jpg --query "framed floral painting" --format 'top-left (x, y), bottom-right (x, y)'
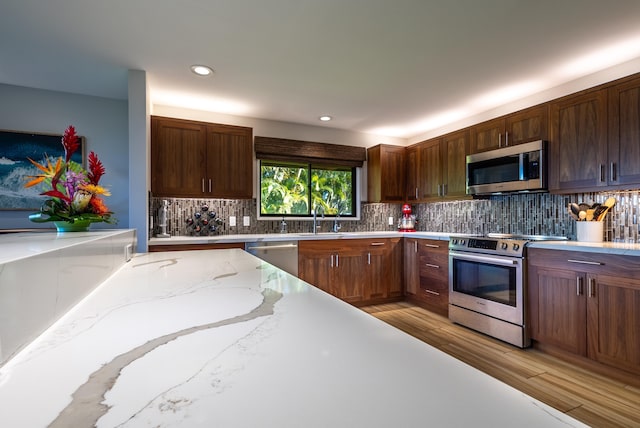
top-left (0, 129), bottom-right (85, 210)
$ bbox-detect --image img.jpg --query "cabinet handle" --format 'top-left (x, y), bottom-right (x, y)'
top-left (370, 242), bottom-right (385, 246)
top-left (425, 263), bottom-right (440, 269)
top-left (209, 178), bottom-right (212, 193)
top-left (415, 187), bottom-right (419, 200)
top-left (505, 131), bottom-right (509, 147)
top-left (576, 277), bottom-right (583, 296)
top-left (610, 162), bottom-right (617, 182)
top-left (442, 183), bottom-right (447, 196)
top-left (588, 277), bottom-right (596, 298)
top-left (423, 243), bottom-right (440, 248)
top-left (414, 241), bottom-right (418, 252)
top-left (424, 289), bottom-right (440, 296)
top-left (437, 184), bottom-right (441, 197)
top-left (567, 259), bottom-right (603, 266)
top-left (330, 254), bottom-right (334, 268)
top-left (600, 164), bottom-right (606, 182)
top-left (201, 178), bottom-right (205, 193)
top-left (368, 252), bottom-right (371, 265)
top-left (498, 133), bottom-right (502, 148)
top-left (336, 254), bottom-right (339, 268)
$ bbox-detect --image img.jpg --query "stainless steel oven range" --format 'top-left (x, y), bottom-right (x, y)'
top-left (448, 233), bottom-right (566, 348)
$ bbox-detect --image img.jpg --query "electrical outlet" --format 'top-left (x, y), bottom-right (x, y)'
top-left (388, 216), bottom-right (394, 225)
top-left (243, 216), bottom-right (250, 227)
top-left (229, 216), bottom-right (236, 227)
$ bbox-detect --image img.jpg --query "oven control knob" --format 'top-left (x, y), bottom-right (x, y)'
top-left (452, 239), bottom-right (458, 245)
top-left (512, 243), bottom-right (520, 251)
top-left (460, 239), bottom-right (465, 245)
top-left (501, 242), bottom-right (508, 250)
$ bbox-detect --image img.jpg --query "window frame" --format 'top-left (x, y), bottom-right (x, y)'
top-left (257, 160), bottom-right (361, 220)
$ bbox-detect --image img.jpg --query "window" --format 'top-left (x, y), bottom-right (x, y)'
top-left (260, 160), bottom-right (357, 217)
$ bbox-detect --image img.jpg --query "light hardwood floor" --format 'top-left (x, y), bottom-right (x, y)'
top-left (361, 302), bottom-right (640, 428)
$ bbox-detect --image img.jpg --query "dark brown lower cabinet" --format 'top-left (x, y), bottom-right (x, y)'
top-left (404, 238), bottom-right (449, 316)
top-left (528, 248), bottom-right (640, 376)
top-left (298, 238), bottom-right (403, 305)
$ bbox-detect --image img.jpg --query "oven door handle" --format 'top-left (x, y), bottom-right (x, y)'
top-left (449, 251), bottom-right (519, 266)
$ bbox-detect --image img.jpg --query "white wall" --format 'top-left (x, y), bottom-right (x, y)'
top-left (0, 84), bottom-right (129, 230)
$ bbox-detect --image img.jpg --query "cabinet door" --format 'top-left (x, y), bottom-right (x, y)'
top-left (441, 130), bottom-right (468, 199)
top-left (608, 77), bottom-right (640, 186)
top-left (206, 124), bottom-right (253, 198)
top-left (532, 267), bottom-right (587, 355)
top-left (549, 90), bottom-right (608, 192)
top-left (333, 250), bottom-right (365, 303)
top-left (505, 105), bottom-right (549, 146)
top-left (405, 146), bottom-right (419, 201)
top-left (470, 117), bottom-right (505, 153)
top-left (367, 145), bottom-right (405, 203)
top-left (404, 238), bottom-right (419, 296)
top-left (151, 117), bottom-right (207, 197)
top-left (418, 139), bottom-right (443, 200)
top-left (298, 242), bottom-right (334, 295)
top-left (588, 274), bottom-right (640, 375)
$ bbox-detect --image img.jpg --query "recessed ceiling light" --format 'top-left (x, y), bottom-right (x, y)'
top-left (190, 65), bottom-right (213, 76)
top-left (319, 115), bottom-right (332, 121)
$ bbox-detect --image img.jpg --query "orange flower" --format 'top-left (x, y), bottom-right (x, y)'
top-left (89, 197), bottom-right (110, 215)
top-left (24, 156), bottom-right (62, 188)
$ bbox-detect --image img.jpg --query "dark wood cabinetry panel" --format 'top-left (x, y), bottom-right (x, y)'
top-left (405, 238), bottom-right (449, 316)
top-left (470, 105), bottom-right (548, 154)
top-left (406, 130), bottom-right (469, 202)
top-left (151, 116), bottom-right (253, 198)
top-left (151, 117), bottom-right (207, 197)
top-left (471, 117), bottom-right (504, 153)
top-left (549, 90), bottom-right (608, 192)
top-left (298, 238), bottom-right (402, 305)
top-left (608, 75), bottom-right (640, 187)
top-left (367, 144), bottom-right (406, 202)
top-left (528, 248), bottom-right (640, 376)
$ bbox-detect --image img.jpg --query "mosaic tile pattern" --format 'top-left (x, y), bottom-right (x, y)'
top-left (151, 190), bottom-right (640, 242)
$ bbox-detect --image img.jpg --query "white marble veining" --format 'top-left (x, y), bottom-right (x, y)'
top-left (0, 248), bottom-right (586, 427)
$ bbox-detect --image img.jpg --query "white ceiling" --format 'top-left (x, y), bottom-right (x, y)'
top-left (2, 0), bottom-right (640, 140)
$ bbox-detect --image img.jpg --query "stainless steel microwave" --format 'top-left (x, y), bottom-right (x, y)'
top-left (466, 140), bottom-right (546, 195)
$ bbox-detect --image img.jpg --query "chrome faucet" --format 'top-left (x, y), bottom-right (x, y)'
top-left (332, 212), bottom-right (341, 233)
top-left (313, 206), bottom-right (324, 234)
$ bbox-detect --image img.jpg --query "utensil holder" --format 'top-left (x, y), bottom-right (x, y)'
top-left (576, 221), bottom-right (603, 242)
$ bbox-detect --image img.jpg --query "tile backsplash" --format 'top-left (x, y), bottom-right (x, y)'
top-left (150, 190), bottom-right (640, 242)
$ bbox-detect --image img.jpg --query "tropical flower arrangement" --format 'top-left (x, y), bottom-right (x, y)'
top-left (24, 125), bottom-right (115, 226)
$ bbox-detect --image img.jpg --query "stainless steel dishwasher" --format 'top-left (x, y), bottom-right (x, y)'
top-left (245, 240), bottom-right (298, 276)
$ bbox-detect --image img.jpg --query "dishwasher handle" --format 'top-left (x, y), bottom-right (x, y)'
top-left (246, 243), bottom-right (298, 251)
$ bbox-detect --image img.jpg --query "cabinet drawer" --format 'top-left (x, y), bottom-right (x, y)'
top-left (419, 253), bottom-right (448, 281)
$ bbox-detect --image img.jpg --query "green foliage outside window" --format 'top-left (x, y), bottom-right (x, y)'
top-left (260, 161), bottom-right (355, 216)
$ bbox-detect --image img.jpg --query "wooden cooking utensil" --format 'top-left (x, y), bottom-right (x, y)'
top-left (596, 197), bottom-right (616, 221)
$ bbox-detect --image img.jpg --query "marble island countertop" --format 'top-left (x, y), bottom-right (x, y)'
top-left (0, 248), bottom-right (586, 427)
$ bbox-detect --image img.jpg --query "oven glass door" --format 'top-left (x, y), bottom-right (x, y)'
top-left (449, 251), bottom-right (523, 325)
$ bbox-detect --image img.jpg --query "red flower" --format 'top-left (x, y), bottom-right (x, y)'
top-left (87, 151), bottom-right (105, 184)
top-left (62, 125), bottom-right (80, 163)
top-left (89, 196), bottom-right (110, 215)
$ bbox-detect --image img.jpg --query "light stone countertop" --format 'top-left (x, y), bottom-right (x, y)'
top-left (529, 239), bottom-right (640, 256)
top-left (0, 248), bottom-right (587, 427)
top-left (0, 229), bottom-right (136, 265)
top-left (148, 230), bottom-right (476, 246)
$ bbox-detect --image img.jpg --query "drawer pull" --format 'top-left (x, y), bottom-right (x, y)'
top-left (423, 289), bottom-right (440, 296)
top-left (576, 277), bottom-right (583, 296)
top-left (567, 259), bottom-right (603, 266)
top-left (425, 263), bottom-right (440, 269)
top-left (423, 244), bottom-right (440, 248)
top-left (370, 242), bottom-right (385, 246)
